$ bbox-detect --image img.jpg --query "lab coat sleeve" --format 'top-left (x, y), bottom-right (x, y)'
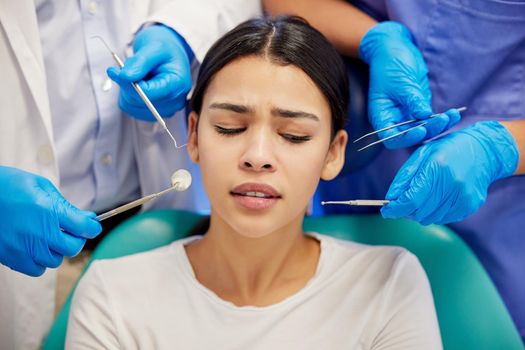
top-left (370, 252), bottom-right (443, 350)
top-left (65, 262), bottom-right (120, 350)
top-left (142, 0), bottom-right (262, 62)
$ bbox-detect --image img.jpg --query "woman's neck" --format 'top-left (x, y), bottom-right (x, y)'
top-left (185, 214), bottom-right (321, 307)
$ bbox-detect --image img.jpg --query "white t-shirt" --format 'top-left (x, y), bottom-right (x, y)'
top-left (66, 233), bottom-right (442, 349)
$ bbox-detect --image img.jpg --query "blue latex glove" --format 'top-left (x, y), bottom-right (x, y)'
top-left (0, 167), bottom-right (102, 276)
top-left (107, 24), bottom-right (193, 121)
top-left (359, 21), bottom-right (461, 148)
top-left (381, 121), bottom-right (519, 225)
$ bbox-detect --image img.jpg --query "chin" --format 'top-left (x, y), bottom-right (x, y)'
top-left (220, 212), bottom-right (287, 239)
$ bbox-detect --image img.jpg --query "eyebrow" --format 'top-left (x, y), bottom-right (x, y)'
top-left (208, 102), bottom-right (254, 114)
top-left (271, 107), bottom-right (320, 122)
top-left (208, 102), bottom-right (320, 122)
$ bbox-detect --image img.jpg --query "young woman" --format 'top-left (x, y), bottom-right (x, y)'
top-left (66, 16), bottom-right (442, 349)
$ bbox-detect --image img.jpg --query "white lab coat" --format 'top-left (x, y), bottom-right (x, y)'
top-left (0, 0), bottom-right (261, 348)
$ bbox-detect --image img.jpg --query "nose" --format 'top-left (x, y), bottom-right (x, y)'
top-left (239, 129), bottom-right (275, 172)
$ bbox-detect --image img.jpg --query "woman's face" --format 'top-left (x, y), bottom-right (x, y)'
top-left (188, 55), bottom-right (347, 238)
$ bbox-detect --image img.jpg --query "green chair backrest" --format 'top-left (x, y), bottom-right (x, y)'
top-left (43, 210), bottom-right (523, 350)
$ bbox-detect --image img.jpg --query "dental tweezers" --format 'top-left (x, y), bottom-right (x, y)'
top-left (354, 106), bottom-right (467, 152)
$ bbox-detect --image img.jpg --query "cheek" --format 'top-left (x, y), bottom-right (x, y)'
top-left (196, 131), bottom-right (237, 198)
top-left (283, 144), bottom-right (328, 200)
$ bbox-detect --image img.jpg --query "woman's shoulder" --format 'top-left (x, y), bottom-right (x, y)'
top-left (80, 236), bottom-right (200, 289)
top-left (312, 232), bottom-right (413, 262)
top-left (311, 232), bottom-right (425, 284)
top-left (307, 233), bottom-right (440, 348)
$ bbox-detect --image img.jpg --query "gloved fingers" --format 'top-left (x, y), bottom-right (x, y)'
top-left (36, 177), bottom-right (99, 238)
top-left (109, 67), bottom-right (155, 114)
top-left (422, 113), bottom-right (451, 139)
top-left (380, 109), bottom-right (458, 200)
top-left (118, 97), bottom-right (157, 121)
top-left (119, 43), bottom-right (170, 83)
top-left (418, 74), bottom-right (432, 102)
top-left (435, 189), bottom-right (486, 225)
top-left (111, 69), bottom-right (188, 120)
top-left (23, 262), bottom-right (47, 277)
top-left (369, 103), bottom-right (428, 149)
top-left (381, 123), bottom-right (427, 149)
top-left (118, 93), bottom-right (176, 121)
top-left (120, 103), bottom-right (185, 122)
top-left (422, 108), bottom-right (462, 140)
top-left (107, 53), bottom-right (182, 98)
top-left (421, 196), bottom-right (457, 225)
top-left (385, 146), bottom-right (430, 200)
top-left (48, 230), bottom-right (87, 257)
top-left (26, 263), bottom-right (47, 277)
top-left (39, 179), bottom-right (102, 239)
top-left (119, 94), bottom-right (186, 122)
top-left (43, 185), bottom-right (101, 239)
top-left (33, 245), bottom-right (64, 269)
top-left (368, 96), bottom-right (398, 131)
top-left (155, 99), bottom-right (187, 117)
top-left (434, 210), bottom-right (469, 225)
top-left (381, 82), bottom-right (432, 148)
top-left (56, 204), bottom-right (100, 239)
top-left (0, 243), bottom-right (45, 276)
top-left (444, 108), bottom-right (461, 129)
top-left (412, 185), bottom-right (450, 225)
top-left (397, 82), bottom-right (433, 120)
top-left (381, 170), bottom-right (431, 219)
top-left (137, 69), bottom-right (191, 103)
top-left (5, 256), bottom-right (46, 277)
top-left (107, 66), bottom-right (123, 85)
top-left (381, 193), bottom-right (416, 219)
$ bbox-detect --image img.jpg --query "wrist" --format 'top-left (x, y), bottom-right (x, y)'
top-left (358, 21), bottom-right (414, 64)
top-left (462, 121), bottom-right (519, 181)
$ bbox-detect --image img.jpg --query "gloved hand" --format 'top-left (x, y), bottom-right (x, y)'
top-left (359, 21), bottom-right (461, 149)
top-left (381, 121), bottom-right (519, 225)
top-left (0, 167), bottom-right (102, 276)
top-left (107, 24), bottom-right (193, 121)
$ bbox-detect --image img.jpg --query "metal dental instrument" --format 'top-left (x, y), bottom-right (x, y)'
top-left (92, 36), bottom-right (184, 149)
top-left (354, 106), bottom-right (467, 152)
top-left (96, 169), bottom-right (192, 222)
top-left (321, 200), bottom-right (390, 206)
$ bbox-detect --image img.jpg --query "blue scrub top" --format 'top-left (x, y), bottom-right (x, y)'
top-left (317, 0), bottom-right (525, 341)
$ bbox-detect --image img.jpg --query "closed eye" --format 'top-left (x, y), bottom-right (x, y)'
top-left (214, 125), bottom-right (246, 136)
top-left (214, 126), bottom-right (311, 143)
top-left (281, 134), bottom-right (311, 144)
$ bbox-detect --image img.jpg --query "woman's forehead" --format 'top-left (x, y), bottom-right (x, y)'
top-left (202, 56), bottom-right (331, 120)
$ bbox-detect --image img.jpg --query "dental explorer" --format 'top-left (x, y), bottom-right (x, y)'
top-left (92, 36), bottom-right (183, 149)
top-left (321, 200), bottom-right (390, 206)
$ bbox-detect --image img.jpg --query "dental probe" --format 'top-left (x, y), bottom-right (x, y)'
top-left (96, 169), bottom-right (192, 222)
top-left (92, 36), bottom-right (183, 149)
top-left (321, 200), bottom-right (390, 206)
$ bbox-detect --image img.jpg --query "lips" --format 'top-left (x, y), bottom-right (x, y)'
top-left (230, 183), bottom-right (281, 210)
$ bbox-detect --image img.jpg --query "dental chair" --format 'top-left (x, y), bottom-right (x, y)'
top-left (42, 209), bottom-right (524, 350)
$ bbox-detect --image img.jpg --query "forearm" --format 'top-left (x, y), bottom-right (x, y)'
top-left (263, 0), bottom-right (377, 57)
top-left (500, 120), bottom-right (525, 175)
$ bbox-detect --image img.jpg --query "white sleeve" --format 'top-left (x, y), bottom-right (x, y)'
top-left (371, 251), bottom-right (443, 350)
top-left (143, 0), bottom-right (262, 62)
top-left (65, 262), bottom-right (120, 350)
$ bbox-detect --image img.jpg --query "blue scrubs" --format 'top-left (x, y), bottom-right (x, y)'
top-left (318, 0), bottom-right (525, 341)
